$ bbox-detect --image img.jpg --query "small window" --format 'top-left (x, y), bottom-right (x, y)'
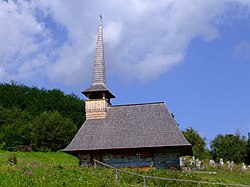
top-left (136, 153), bottom-right (141, 159)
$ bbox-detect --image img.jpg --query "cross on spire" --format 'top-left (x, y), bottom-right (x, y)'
top-left (99, 13), bottom-right (103, 26)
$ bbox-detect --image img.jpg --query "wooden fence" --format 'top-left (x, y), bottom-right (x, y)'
top-left (93, 159), bottom-right (250, 187)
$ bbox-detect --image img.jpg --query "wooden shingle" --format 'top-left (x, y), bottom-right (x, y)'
top-left (64, 102), bottom-right (191, 154)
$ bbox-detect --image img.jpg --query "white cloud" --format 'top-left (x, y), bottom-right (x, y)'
top-left (105, 21), bottom-right (123, 49)
top-left (0, 0), bottom-right (53, 84)
top-left (1, 0), bottom-right (250, 87)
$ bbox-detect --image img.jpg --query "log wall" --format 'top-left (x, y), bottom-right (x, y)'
top-left (79, 151), bottom-right (180, 169)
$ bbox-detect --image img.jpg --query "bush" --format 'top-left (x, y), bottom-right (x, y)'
top-left (7, 154), bottom-right (17, 166)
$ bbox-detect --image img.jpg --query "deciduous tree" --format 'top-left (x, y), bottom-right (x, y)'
top-left (245, 133), bottom-right (250, 164)
top-left (0, 106), bottom-right (31, 151)
top-left (31, 111), bottom-right (77, 151)
top-left (210, 131), bottom-right (247, 163)
top-left (0, 82), bottom-right (85, 128)
top-left (183, 127), bottom-right (207, 159)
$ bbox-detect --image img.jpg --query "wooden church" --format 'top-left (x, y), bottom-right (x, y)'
top-left (63, 18), bottom-right (192, 169)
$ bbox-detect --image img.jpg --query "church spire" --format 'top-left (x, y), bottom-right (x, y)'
top-left (92, 15), bottom-right (106, 85)
top-left (83, 15), bottom-right (115, 100)
top-left (83, 15), bottom-right (115, 119)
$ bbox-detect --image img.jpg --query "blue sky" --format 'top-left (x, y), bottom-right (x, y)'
top-left (1, 0), bottom-right (250, 146)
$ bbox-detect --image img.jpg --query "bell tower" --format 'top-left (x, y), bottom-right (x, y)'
top-left (82, 16), bottom-right (115, 120)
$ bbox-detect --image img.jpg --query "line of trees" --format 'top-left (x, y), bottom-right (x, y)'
top-left (1, 82), bottom-right (250, 165)
top-left (0, 82), bottom-right (85, 151)
top-left (183, 127), bottom-right (250, 164)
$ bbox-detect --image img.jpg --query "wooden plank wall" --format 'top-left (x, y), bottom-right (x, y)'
top-left (79, 151), bottom-right (180, 169)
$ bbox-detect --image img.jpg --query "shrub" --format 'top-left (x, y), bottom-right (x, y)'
top-left (7, 154), bottom-right (17, 166)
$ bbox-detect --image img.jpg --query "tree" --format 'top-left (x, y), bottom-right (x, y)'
top-left (245, 133), bottom-right (250, 164)
top-left (31, 111), bottom-right (77, 151)
top-left (183, 127), bottom-right (207, 159)
top-left (0, 106), bottom-right (32, 151)
top-left (0, 82), bottom-right (86, 152)
top-left (210, 131), bottom-right (247, 164)
top-left (0, 82), bottom-right (85, 129)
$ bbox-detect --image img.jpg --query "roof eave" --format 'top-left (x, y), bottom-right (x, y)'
top-left (63, 144), bottom-right (192, 155)
top-left (82, 90), bottom-right (115, 98)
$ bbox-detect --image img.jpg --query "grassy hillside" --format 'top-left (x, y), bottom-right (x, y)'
top-left (0, 151), bottom-right (250, 186)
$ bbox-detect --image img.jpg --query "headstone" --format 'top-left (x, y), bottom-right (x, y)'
top-left (242, 163), bottom-right (247, 172)
top-left (189, 158), bottom-right (194, 166)
top-left (227, 161), bottom-right (234, 172)
top-left (179, 157), bottom-right (184, 167)
top-left (209, 159), bottom-right (215, 167)
top-left (219, 158), bottom-right (224, 165)
top-left (196, 158), bottom-right (201, 169)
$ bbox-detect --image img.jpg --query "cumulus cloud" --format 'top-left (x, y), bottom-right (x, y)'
top-left (0, 0), bottom-right (57, 84)
top-left (1, 0), bottom-right (250, 87)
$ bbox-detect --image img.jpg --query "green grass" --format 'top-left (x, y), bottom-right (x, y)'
top-left (0, 151), bottom-right (114, 187)
top-left (0, 151), bottom-right (78, 165)
top-left (0, 151), bottom-right (250, 186)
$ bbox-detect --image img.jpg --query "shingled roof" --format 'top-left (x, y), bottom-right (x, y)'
top-left (63, 102), bottom-right (191, 154)
top-left (83, 84), bottom-right (115, 98)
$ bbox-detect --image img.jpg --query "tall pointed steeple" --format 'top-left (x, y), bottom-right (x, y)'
top-left (83, 15), bottom-right (115, 119)
top-left (92, 17), bottom-right (106, 85)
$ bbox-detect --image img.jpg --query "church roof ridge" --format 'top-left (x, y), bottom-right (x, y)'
top-left (111, 101), bottom-right (165, 107)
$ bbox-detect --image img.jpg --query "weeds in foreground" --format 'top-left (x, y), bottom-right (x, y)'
top-left (7, 154), bottom-right (17, 166)
top-left (0, 152), bottom-right (250, 187)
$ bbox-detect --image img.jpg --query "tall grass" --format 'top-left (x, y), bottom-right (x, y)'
top-left (0, 151), bottom-right (249, 186)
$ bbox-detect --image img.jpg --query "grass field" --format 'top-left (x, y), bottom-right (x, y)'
top-left (0, 151), bottom-right (250, 187)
